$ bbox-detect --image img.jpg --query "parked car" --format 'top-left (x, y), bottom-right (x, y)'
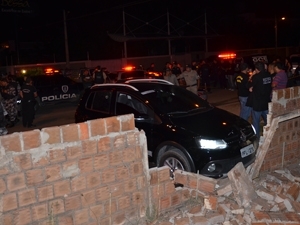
top-left (75, 79), bottom-right (258, 178)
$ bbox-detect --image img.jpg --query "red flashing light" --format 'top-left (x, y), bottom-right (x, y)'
top-left (218, 53), bottom-right (236, 59)
top-left (122, 66), bottom-right (135, 71)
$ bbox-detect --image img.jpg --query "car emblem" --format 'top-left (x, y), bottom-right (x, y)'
top-left (240, 129), bottom-right (247, 142)
top-left (62, 85), bottom-right (68, 93)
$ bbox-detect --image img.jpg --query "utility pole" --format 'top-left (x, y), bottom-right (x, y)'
top-left (167, 10), bottom-right (172, 62)
top-left (204, 11), bottom-right (208, 53)
top-left (63, 10), bottom-right (70, 69)
top-left (123, 10), bottom-right (127, 65)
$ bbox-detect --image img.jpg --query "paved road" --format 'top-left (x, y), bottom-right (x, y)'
top-left (6, 88), bottom-right (240, 134)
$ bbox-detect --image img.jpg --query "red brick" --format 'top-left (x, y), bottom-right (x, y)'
top-left (124, 178), bottom-right (138, 193)
top-left (122, 146), bottom-right (136, 163)
top-left (14, 208), bottom-right (32, 225)
top-left (82, 139), bottom-right (97, 155)
top-left (101, 167), bottom-right (116, 183)
top-left (71, 175), bottom-right (86, 192)
top-left (151, 185), bottom-right (164, 199)
top-left (78, 122), bottom-right (89, 140)
top-left (57, 214), bottom-right (73, 225)
top-left (3, 214), bottom-right (13, 225)
top-left (150, 169), bottom-right (158, 185)
top-left (86, 172), bottom-right (101, 189)
top-left (126, 131), bottom-right (140, 146)
top-left (66, 145), bottom-right (82, 159)
top-left (0, 177), bottom-right (6, 193)
top-left (286, 183), bottom-right (300, 201)
top-left (113, 212), bottom-right (126, 225)
top-left (53, 180), bottom-right (71, 197)
top-left (119, 114), bottom-right (135, 131)
top-left (7, 172), bottom-right (26, 191)
top-left (130, 162), bottom-right (143, 177)
top-left (1, 133), bottom-right (22, 152)
top-left (118, 195), bottom-right (131, 210)
top-left (61, 123), bottom-right (79, 142)
top-left (171, 192), bottom-right (182, 207)
top-left (78, 157), bottom-right (94, 173)
top-left (13, 153), bottom-right (32, 170)
top-left (94, 153), bottom-right (109, 170)
top-left (137, 176), bottom-right (146, 189)
top-left (132, 191), bottom-right (144, 205)
top-left (26, 168), bottom-right (45, 186)
top-left (49, 148), bottom-right (66, 163)
top-left (109, 151), bottom-right (123, 165)
top-left (22, 130), bottom-right (41, 150)
top-left (37, 185), bottom-right (54, 202)
top-left (3, 192), bottom-right (18, 211)
top-left (18, 188), bottom-right (37, 207)
top-left (103, 199), bottom-right (117, 214)
top-left (95, 186), bottom-right (110, 201)
top-left (165, 181), bottom-right (176, 195)
top-left (90, 118), bottom-right (106, 136)
top-left (204, 195), bottom-right (218, 210)
top-left (0, 166), bottom-right (9, 175)
top-left (32, 203), bottom-right (48, 221)
top-left (32, 155), bottom-right (49, 167)
top-left (41, 126), bottom-right (61, 144)
top-left (160, 196), bottom-right (171, 210)
top-left (97, 136), bottom-right (112, 152)
top-left (45, 164), bottom-right (62, 182)
top-left (49, 198), bottom-right (65, 215)
top-left (158, 166), bottom-right (171, 182)
top-left (105, 116), bottom-right (120, 133)
top-left (252, 211), bottom-right (272, 221)
top-left (115, 165), bottom-right (129, 181)
top-left (81, 190), bottom-right (96, 207)
top-left (113, 134), bottom-right (126, 150)
top-left (74, 208), bottom-right (89, 224)
top-left (65, 194), bottom-right (81, 211)
top-left (90, 204), bottom-right (104, 221)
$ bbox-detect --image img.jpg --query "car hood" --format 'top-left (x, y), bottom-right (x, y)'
top-left (169, 107), bottom-right (251, 139)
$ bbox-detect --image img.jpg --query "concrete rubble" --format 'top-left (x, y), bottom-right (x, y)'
top-left (156, 162), bottom-right (300, 225)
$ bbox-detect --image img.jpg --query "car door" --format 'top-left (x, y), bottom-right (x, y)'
top-left (115, 91), bottom-right (161, 151)
top-left (83, 89), bottom-right (113, 120)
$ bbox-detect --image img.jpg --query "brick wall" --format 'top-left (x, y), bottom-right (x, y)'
top-left (0, 114), bottom-right (196, 225)
top-left (260, 86), bottom-right (300, 172)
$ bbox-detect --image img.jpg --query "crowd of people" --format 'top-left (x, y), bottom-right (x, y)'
top-left (153, 57), bottom-right (291, 138)
top-left (0, 75), bottom-right (38, 135)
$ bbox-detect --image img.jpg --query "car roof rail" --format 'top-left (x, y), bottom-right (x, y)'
top-left (125, 79), bottom-right (174, 85)
top-left (91, 83), bottom-right (139, 91)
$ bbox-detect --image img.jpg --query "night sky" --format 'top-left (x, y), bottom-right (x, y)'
top-left (1, 0), bottom-right (299, 64)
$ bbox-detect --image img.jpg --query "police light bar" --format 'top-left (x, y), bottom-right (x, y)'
top-left (218, 53), bottom-right (236, 59)
top-left (123, 66), bottom-right (135, 71)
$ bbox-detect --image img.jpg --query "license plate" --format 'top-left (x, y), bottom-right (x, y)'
top-left (240, 144), bottom-right (254, 158)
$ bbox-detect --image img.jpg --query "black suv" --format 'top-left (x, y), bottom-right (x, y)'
top-left (75, 79), bottom-right (258, 178)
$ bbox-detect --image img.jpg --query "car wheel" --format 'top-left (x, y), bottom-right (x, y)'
top-left (158, 148), bottom-right (192, 175)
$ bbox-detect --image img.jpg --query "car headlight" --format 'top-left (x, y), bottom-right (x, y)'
top-left (196, 138), bottom-right (227, 150)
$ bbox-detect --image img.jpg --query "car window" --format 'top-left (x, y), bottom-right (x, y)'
top-left (86, 90), bottom-right (112, 113)
top-left (116, 92), bottom-right (155, 120)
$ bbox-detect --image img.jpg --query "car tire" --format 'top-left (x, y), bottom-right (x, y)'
top-left (157, 148), bottom-right (192, 175)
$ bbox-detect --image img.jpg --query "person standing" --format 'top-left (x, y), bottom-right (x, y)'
top-left (20, 77), bottom-right (38, 128)
top-left (235, 63), bottom-right (251, 121)
top-left (198, 59), bottom-right (211, 93)
top-left (178, 64), bottom-right (200, 95)
top-left (93, 66), bottom-right (106, 84)
top-left (164, 69), bottom-right (179, 85)
top-left (272, 62), bottom-right (288, 91)
top-left (0, 77), bottom-right (19, 127)
top-left (247, 62), bottom-right (272, 138)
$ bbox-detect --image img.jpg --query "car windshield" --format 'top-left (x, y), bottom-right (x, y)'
top-left (136, 84), bottom-right (212, 114)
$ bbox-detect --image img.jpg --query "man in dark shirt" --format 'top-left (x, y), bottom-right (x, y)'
top-left (235, 63), bottom-right (251, 121)
top-left (20, 77), bottom-right (38, 128)
top-left (247, 62), bottom-right (272, 138)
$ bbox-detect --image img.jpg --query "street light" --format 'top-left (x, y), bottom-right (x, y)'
top-left (275, 16), bottom-right (285, 54)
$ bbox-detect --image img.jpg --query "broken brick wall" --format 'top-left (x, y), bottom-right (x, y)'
top-left (0, 114), bottom-right (154, 225)
top-left (0, 114), bottom-right (192, 225)
top-left (260, 86), bottom-right (300, 172)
